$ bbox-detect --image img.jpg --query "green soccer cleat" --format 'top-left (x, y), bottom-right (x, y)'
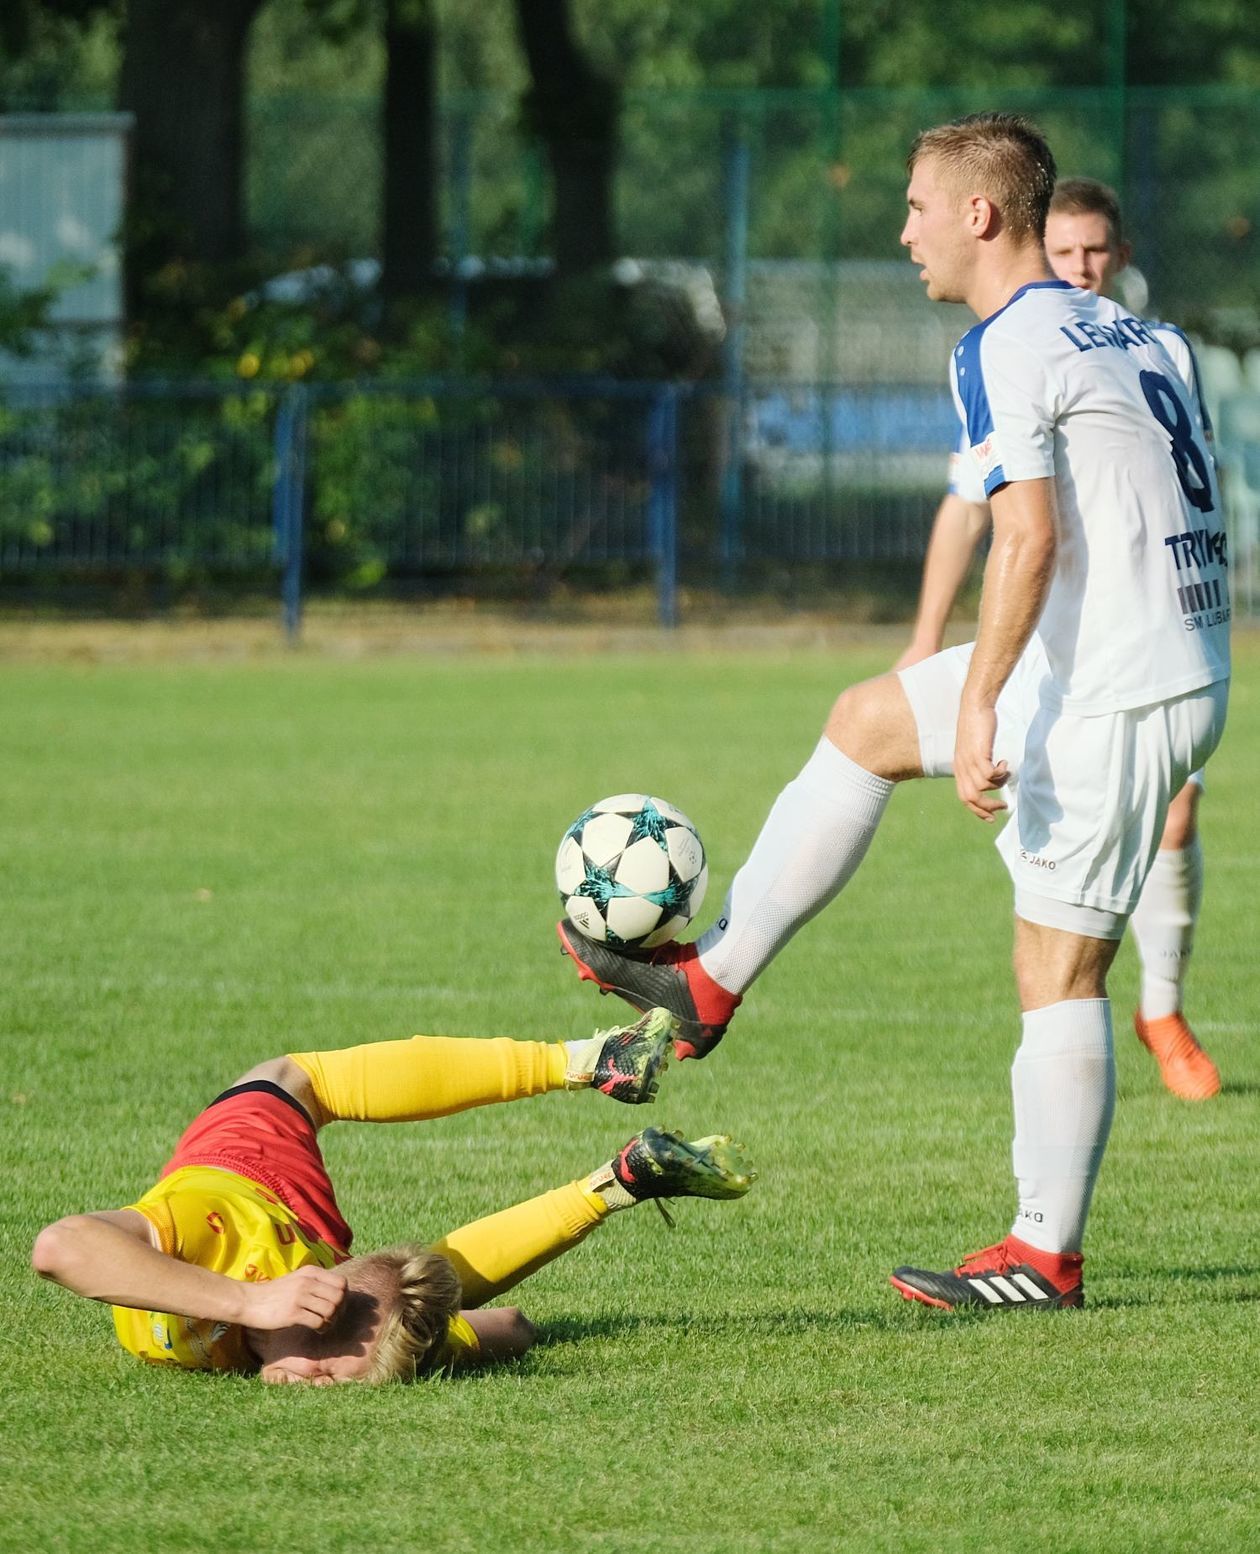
top-left (566, 1007), bottom-right (676, 1105)
top-left (612, 1126), bottom-right (756, 1202)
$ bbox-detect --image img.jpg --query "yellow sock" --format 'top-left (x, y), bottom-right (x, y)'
top-left (288, 1035), bottom-right (568, 1123)
top-left (430, 1181), bottom-right (608, 1308)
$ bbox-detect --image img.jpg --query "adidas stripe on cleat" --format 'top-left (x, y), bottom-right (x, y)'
top-left (890, 1238), bottom-right (1084, 1311)
top-left (556, 919), bottom-right (740, 1060)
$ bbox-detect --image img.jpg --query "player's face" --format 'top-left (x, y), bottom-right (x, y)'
top-left (1044, 210), bottom-right (1130, 296)
top-left (901, 157), bottom-right (973, 304)
top-left (254, 1289), bottom-right (385, 1386)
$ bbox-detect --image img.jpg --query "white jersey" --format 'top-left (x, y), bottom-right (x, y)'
top-left (948, 315), bottom-right (1213, 504)
top-left (1149, 322), bottom-right (1213, 441)
top-left (949, 279), bottom-right (1229, 715)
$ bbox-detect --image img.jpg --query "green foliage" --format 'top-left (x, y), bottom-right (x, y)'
top-left (0, 355), bottom-right (659, 594)
top-left (3, 635), bottom-right (1259, 1552)
top-left (0, 262), bottom-right (75, 357)
top-left (0, 391), bottom-right (277, 575)
top-left (0, 0), bottom-right (116, 108)
top-left (305, 383), bottom-right (653, 585)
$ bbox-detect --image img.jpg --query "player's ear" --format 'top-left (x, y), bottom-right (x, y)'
top-left (964, 194), bottom-right (997, 237)
top-left (1116, 241), bottom-right (1133, 273)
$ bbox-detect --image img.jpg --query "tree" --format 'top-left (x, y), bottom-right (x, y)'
top-left (513, 0), bottom-right (617, 273)
top-left (117, 0), bottom-right (268, 323)
top-left (381, 0), bottom-right (438, 304)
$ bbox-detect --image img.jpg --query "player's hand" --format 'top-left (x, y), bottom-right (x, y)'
top-left (239, 1265), bottom-right (348, 1332)
top-left (954, 700), bottom-right (1009, 821)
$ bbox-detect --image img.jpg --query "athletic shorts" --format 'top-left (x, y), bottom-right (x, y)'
top-left (898, 642), bottom-right (1228, 938)
top-left (159, 1080), bottom-right (353, 1253)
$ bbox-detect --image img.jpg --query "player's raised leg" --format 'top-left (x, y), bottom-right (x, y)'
top-left (430, 1128), bottom-right (756, 1311)
top-left (1129, 778), bottom-right (1220, 1101)
top-left (242, 1008), bottom-right (677, 1129)
top-left (558, 670), bottom-right (923, 1057)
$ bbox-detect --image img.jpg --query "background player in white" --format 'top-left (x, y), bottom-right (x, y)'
top-left (896, 177), bottom-right (1221, 1103)
top-left (557, 114), bottom-right (1230, 1312)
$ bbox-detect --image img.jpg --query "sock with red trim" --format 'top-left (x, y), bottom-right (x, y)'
top-left (1003, 1234), bottom-right (1084, 1290)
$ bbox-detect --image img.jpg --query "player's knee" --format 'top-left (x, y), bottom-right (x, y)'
top-left (825, 676), bottom-right (918, 779)
top-left (826, 679), bottom-right (878, 746)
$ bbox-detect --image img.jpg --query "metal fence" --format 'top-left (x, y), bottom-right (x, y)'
top-left (3, 376), bottom-right (1258, 632)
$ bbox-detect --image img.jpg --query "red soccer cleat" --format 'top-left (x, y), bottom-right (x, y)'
top-left (890, 1235), bottom-right (1084, 1311)
top-left (556, 919), bottom-right (740, 1060)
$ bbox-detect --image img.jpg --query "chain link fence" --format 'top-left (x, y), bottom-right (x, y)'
top-left (249, 85), bottom-right (1260, 331)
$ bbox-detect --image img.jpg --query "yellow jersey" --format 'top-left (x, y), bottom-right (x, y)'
top-left (112, 1164), bottom-right (478, 1373)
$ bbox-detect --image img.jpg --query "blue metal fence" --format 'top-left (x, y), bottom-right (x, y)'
top-left (0, 378), bottom-right (688, 633)
top-left (4, 376), bottom-right (1258, 632)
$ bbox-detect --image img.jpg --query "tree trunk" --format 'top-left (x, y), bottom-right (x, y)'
top-left (118, 0), bottom-right (264, 319)
top-left (381, 0), bottom-right (438, 305)
top-left (513, 0), bottom-right (617, 274)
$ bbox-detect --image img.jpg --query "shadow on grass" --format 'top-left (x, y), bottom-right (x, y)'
top-left (1070, 1267), bottom-right (1260, 1312)
top-left (536, 1271), bottom-right (1260, 1342)
top-left (536, 1304), bottom-right (966, 1348)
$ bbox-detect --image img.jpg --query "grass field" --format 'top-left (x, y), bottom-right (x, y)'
top-left (3, 628), bottom-right (1257, 1554)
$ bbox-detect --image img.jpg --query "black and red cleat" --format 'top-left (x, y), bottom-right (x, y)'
top-left (556, 919), bottom-right (741, 1060)
top-left (890, 1236), bottom-right (1084, 1311)
top-left (611, 1127), bottom-right (756, 1203)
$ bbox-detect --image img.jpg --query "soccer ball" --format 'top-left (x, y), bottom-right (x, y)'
top-left (555, 794), bottom-right (708, 949)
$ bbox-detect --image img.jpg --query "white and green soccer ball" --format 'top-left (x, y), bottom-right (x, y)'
top-left (555, 793), bottom-right (708, 949)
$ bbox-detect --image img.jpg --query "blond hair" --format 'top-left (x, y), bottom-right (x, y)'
top-left (907, 113), bottom-right (1057, 243)
top-left (1049, 176), bottom-right (1124, 245)
top-left (339, 1244), bottom-right (462, 1384)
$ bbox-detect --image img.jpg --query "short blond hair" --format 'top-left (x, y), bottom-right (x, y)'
top-left (1049, 176), bottom-right (1124, 246)
top-left (908, 113), bottom-right (1057, 243)
top-left (339, 1244), bottom-right (462, 1384)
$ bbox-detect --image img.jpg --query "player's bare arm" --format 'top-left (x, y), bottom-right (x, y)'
top-left (955, 476), bottom-right (1057, 821)
top-left (460, 1306), bottom-right (538, 1362)
top-left (895, 492), bottom-right (992, 669)
top-left (32, 1209), bottom-right (349, 1331)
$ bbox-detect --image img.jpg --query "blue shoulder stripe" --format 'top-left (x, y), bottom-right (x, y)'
top-left (953, 326), bottom-right (1006, 493)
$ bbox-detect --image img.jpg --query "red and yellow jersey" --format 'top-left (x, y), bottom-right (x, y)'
top-left (113, 1165), bottom-right (345, 1371)
top-left (111, 1164), bottom-right (480, 1373)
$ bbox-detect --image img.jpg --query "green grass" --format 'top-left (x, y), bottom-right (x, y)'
top-left (2, 634), bottom-right (1257, 1554)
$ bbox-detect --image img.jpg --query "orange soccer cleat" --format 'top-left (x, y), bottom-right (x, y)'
top-left (1134, 1011), bottom-right (1222, 1102)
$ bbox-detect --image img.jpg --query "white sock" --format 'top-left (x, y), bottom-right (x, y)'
top-left (1010, 999), bottom-right (1115, 1254)
top-left (563, 1035), bottom-right (601, 1088)
top-left (695, 737), bottom-right (894, 994)
top-left (1129, 840), bottom-right (1203, 1021)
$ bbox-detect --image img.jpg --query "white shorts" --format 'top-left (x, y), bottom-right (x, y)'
top-left (898, 642), bottom-right (1228, 938)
